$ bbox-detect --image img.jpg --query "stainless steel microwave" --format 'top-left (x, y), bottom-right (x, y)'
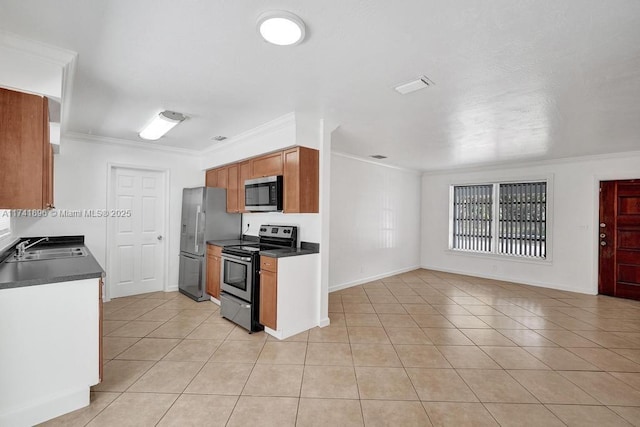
top-left (245, 175), bottom-right (283, 212)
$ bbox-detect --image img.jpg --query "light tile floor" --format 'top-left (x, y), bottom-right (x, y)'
top-left (40, 269), bottom-right (640, 426)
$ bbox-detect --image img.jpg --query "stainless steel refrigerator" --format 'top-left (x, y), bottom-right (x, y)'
top-left (179, 187), bottom-right (240, 301)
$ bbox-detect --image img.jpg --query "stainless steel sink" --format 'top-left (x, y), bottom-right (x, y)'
top-left (6, 247), bottom-right (87, 262)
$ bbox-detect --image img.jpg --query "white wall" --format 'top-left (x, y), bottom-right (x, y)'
top-left (421, 151), bottom-right (640, 295)
top-left (201, 112), bottom-right (322, 244)
top-left (329, 153), bottom-right (422, 291)
top-left (13, 136), bottom-right (202, 292)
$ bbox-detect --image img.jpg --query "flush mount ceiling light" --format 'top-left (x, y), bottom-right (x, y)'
top-left (139, 111), bottom-right (186, 140)
top-left (394, 76), bottom-right (435, 95)
top-left (257, 11), bottom-right (306, 46)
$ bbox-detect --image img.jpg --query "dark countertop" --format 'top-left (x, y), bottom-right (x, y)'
top-left (0, 236), bottom-right (104, 290)
top-left (206, 238), bottom-right (320, 258)
top-left (206, 238), bottom-right (258, 247)
top-left (259, 247), bottom-right (319, 258)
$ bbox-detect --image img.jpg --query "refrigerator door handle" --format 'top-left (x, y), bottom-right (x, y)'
top-left (194, 205), bottom-right (201, 253)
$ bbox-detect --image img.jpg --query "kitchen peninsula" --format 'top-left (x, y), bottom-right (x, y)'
top-left (0, 236), bottom-right (104, 426)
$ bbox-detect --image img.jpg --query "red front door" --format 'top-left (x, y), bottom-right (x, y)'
top-left (599, 180), bottom-right (640, 300)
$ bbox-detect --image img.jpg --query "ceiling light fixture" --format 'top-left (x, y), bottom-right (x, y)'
top-left (139, 111), bottom-right (186, 140)
top-left (394, 76), bottom-right (435, 95)
top-left (257, 11), bottom-right (306, 46)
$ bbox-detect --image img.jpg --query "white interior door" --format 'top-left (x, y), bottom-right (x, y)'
top-left (109, 167), bottom-right (166, 298)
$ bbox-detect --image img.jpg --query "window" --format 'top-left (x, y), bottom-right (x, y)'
top-left (0, 210), bottom-right (10, 240)
top-left (451, 181), bottom-right (547, 259)
top-left (451, 185), bottom-right (493, 252)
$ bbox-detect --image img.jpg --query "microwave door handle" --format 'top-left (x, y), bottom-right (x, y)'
top-left (194, 205), bottom-right (201, 253)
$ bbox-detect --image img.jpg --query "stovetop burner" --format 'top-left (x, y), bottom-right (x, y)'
top-left (223, 241), bottom-right (293, 255)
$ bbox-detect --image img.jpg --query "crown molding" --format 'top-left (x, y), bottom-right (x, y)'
top-left (0, 30), bottom-right (77, 68)
top-left (0, 30), bottom-right (78, 137)
top-left (202, 112), bottom-right (296, 154)
top-left (420, 149), bottom-right (640, 176)
top-left (65, 132), bottom-right (201, 156)
top-left (332, 151), bottom-right (422, 174)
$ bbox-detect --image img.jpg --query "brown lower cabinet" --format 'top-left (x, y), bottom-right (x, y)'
top-left (206, 245), bottom-right (222, 299)
top-left (259, 256), bottom-right (278, 329)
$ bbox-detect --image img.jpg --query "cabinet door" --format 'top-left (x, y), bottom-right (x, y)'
top-left (283, 148), bottom-right (300, 213)
top-left (205, 169), bottom-right (217, 187)
top-left (206, 252), bottom-right (221, 299)
top-left (260, 269), bottom-right (277, 329)
top-left (284, 147), bottom-right (319, 213)
top-left (238, 161), bottom-right (251, 212)
top-left (0, 88), bottom-right (50, 209)
top-left (227, 164), bottom-right (238, 213)
top-left (207, 245), bottom-right (222, 298)
top-left (217, 167), bottom-right (228, 188)
top-left (251, 152), bottom-right (283, 178)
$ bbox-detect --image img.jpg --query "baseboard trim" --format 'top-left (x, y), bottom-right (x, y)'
top-left (318, 317), bottom-right (330, 328)
top-left (329, 265), bottom-right (420, 293)
top-left (420, 264), bottom-right (596, 295)
top-left (166, 286), bottom-right (179, 293)
top-left (0, 386), bottom-right (89, 426)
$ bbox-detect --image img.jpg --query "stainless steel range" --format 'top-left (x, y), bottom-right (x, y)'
top-left (220, 225), bottom-right (297, 332)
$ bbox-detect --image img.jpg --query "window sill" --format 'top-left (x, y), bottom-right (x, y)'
top-left (0, 236), bottom-right (18, 252)
top-left (446, 249), bottom-right (552, 265)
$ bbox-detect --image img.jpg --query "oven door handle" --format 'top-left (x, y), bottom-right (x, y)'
top-left (221, 253), bottom-right (253, 263)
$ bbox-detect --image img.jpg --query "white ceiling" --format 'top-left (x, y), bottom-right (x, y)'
top-left (2, 0), bottom-right (640, 171)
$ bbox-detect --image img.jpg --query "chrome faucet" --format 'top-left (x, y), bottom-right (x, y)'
top-left (16, 237), bottom-right (49, 257)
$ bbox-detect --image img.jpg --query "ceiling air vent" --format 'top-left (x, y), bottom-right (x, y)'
top-left (394, 76), bottom-right (434, 95)
top-left (212, 136), bottom-right (227, 142)
top-left (370, 155), bottom-right (387, 159)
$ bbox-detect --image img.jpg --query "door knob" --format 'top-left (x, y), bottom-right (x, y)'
top-left (600, 241), bottom-right (606, 246)
top-left (157, 235), bottom-right (163, 241)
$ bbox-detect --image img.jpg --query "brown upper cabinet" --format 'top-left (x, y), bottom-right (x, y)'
top-left (0, 87), bottom-right (54, 209)
top-left (206, 166), bottom-right (228, 188)
top-left (251, 151), bottom-right (283, 178)
top-left (205, 146), bottom-right (319, 214)
top-left (284, 147), bottom-right (319, 213)
top-left (216, 167), bottom-right (228, 189)
top-left (238, 161), bottom-right (251, 213)
top-left (205, 169), bottom-right (217, 187)
top-left (226, 164), bottom-right (239, 213)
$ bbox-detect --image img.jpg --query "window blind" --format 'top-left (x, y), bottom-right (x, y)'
top-left (498, 182), bottom-right (546, 258)
top-left (452, 185), bottom-right (493, 252)
top-left (451, 181), bottom-right (547, 259)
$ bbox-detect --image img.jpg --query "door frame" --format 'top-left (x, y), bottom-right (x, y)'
top-left (592, 172), bottom-right (640, 296)
top-left (105, 163), bottom-right (170, 302)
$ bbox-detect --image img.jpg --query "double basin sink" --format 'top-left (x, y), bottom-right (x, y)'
top-left (6, 247), bottom-right (87, 263)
